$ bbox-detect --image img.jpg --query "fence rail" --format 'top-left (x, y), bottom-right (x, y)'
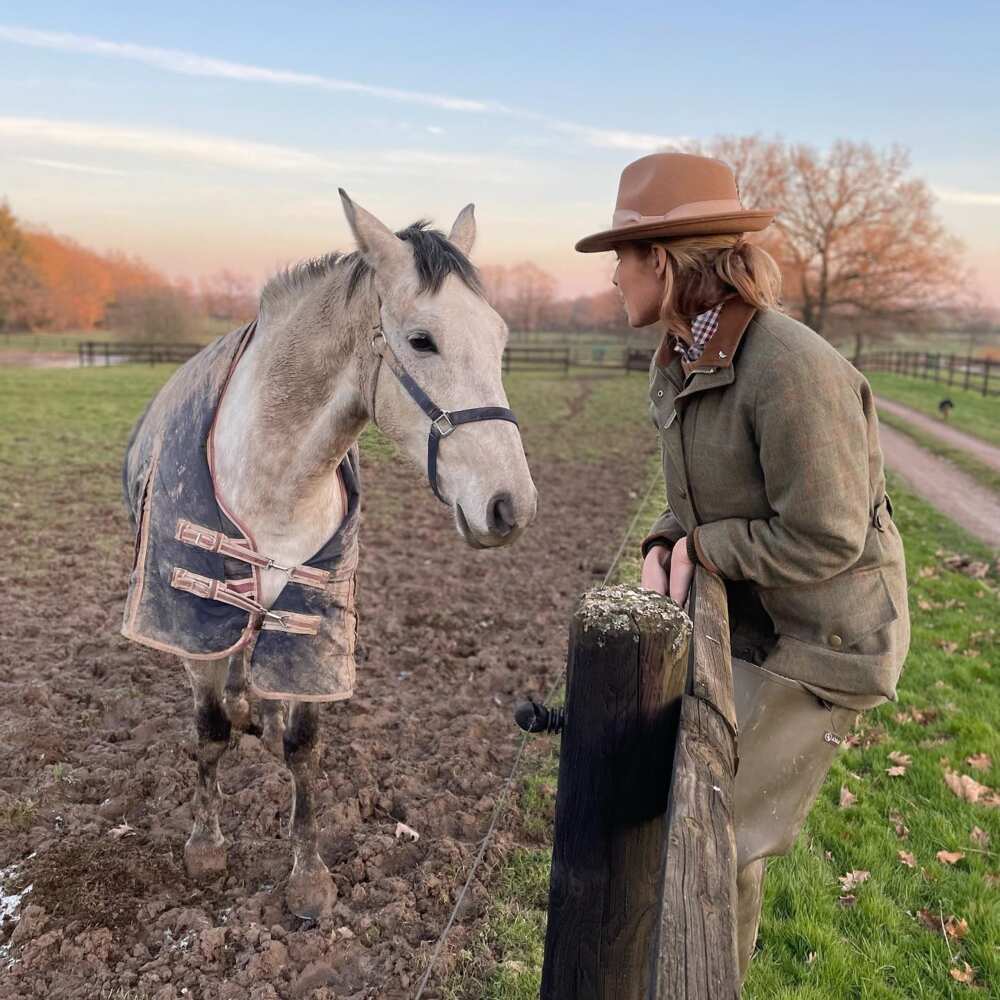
top-left (858, 350), bottom-right (997, 397)
top-left (78, 341), bottom-right (204, 366)
top-left (79, 340), bottom-right (659, 374)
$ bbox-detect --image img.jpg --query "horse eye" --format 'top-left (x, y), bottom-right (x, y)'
top-left (407, 332), bottom-right (437, 354)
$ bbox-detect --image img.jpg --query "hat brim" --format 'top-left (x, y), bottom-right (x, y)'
top-left (574, 210), bottom-right (777, 253)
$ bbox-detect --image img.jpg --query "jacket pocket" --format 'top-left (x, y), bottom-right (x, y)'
top-left (757, 566), bottom-right (900, 654)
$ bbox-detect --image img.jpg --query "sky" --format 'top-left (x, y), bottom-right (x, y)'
top-left (1, 2), bottom-right (998, 303)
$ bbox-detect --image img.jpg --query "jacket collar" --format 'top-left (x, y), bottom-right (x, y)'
top-left (655, 296), bottom-right (757, 375)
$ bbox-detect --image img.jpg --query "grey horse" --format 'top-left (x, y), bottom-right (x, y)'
top-left (121, 192), bottom-right (537, 918)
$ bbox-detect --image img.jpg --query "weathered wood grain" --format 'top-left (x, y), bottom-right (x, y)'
top-left (540, 585), bottom-right (691, 1000)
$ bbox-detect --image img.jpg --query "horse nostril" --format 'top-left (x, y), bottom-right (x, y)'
top-left (488, 492), bottom-right (517, 536)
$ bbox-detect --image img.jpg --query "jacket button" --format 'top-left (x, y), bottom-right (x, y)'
top-left (657, 390), bottom-right (664, 397)
top-left (828, 633), bottom-right (843, 648)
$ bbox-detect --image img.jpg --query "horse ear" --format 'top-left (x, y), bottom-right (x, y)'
top-left (448, 203), bottom-right (476, 256)
top-left (338, 189), bottom-right (410, 282)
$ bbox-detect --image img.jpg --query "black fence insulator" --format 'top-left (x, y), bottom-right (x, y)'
top-left (514, 700), bottom-right (566, 735)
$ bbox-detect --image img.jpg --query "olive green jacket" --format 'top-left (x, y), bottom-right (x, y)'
top-left (641, 300), bottom-right (910, 704)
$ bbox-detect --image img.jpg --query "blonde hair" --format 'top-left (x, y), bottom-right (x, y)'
top-left (648, 234), bottom-right (782, 338)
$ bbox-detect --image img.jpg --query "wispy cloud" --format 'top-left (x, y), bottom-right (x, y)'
top-left (0, 25), bottom-right (684, 152)
top-left (18, 156), bottom-right (130, 176)
top-left (0, 116), bottom-right (527, 182)
top-left (933, 186), bottom-right (1000, 207)
top-left (0, 25), bottom-right (513, 113)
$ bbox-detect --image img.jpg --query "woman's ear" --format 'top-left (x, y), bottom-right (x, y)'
top-left (652, 245), bottom-right (670, 280)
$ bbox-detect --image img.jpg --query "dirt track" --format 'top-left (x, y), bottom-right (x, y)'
top-left (0, 373), bottom-right (654, 999)
top-left (876, 421), bottom-right (1000, 549)
top-left (875, 395), bottom-right (1000, 473)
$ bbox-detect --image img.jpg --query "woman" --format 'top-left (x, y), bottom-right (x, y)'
top-left (575, 152), bottom-right (911, 984)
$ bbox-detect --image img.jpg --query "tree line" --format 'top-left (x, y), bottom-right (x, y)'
top-left (2, 136), bottom-right (994, 353)
top-left (0, 203), bottom-right (258, 340)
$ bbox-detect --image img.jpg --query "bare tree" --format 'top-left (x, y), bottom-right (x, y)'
top-left (107, 286), bottom-right (197, 343)
top-left (198, 269), bottom-right (258, 323)
top-left (699, 136), bottom-right (963, 358)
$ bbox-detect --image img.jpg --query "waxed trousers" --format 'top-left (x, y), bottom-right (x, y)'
top-left (731, 657), bottom-right (860, 987)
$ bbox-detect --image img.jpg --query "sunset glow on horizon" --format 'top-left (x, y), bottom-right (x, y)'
top-left (2, 5), bottom-right (997, 305)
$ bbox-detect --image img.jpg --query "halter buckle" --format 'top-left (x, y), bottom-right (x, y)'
top-left (432, 412), bottom-right (456, 437)
top-left (370, 330), bottom-right (386, 355)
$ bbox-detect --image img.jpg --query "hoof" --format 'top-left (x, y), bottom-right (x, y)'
top-left (184, 833), bottom-right (227, 878)
top-left (286, 859), bottom-right (336, 920)
top-left (224, 693), bottom-right (253, 732)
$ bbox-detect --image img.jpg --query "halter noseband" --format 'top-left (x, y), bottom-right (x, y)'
top-left (367, 294), bottom-right (519, 505)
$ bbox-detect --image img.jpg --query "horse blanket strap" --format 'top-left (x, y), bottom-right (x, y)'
top-left (121, 319), bottom-right (363, 702)
top-left (369, 294), bottom-right (519, 504)
top-left (175, 519), bottom-right (331, 589)
top-left (169, 568), bottom-right (322, 635)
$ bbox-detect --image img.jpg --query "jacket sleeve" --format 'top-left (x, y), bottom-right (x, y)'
top-left (640, 506), bottom-right (686, 559)
top-left (691, 355), bottom-right (871, 586)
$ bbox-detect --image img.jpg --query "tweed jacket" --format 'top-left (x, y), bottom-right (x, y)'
top-left (641, 300), bottom-right (911, 705)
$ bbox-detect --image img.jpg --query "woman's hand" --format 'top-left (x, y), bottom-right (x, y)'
top-left (640, 544), bottom-right (670, 595)
top-left (669, 536), bottom-right (695, 608)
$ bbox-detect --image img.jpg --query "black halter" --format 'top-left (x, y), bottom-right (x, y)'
top-left (368, 295), bottom-right (519, 504)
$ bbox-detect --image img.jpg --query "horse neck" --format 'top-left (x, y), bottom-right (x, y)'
top-left (211, 302), bottom-right (370, 545)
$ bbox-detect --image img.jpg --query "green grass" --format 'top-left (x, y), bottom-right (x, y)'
top-left (446, 472), bottom-right (1000, 999)
top-left (866, 372), bottom-right (1000, 449)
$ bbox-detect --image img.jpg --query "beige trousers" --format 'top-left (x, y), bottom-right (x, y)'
top-left (731, 657), bottom-right (860, 987)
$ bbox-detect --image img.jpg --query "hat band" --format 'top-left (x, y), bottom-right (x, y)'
top-left (611, 198), bottom-right (744, 228)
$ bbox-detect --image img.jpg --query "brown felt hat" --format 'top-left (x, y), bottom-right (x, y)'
top-left (575, 152), bottom-right (777, 253)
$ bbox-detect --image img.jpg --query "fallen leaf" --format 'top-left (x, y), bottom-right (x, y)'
top-left (889, 810), bottom-right (910, 838)
top-left (918, 566), bottom-right (938, 578)
top-left (889, 751), bottom-right (913, 766)
top-left (919, 737), bottom-right (950, 749)
top-left (915, 908), bottom-right (939, 933)
top-left (898, 850), bottom-right (917, 868)
top-left (949, 961), bottom-right (977, 985)
top-left (936, 850), bottom-right (966, 865)
top-left (917, 598), bottom-right (935, 611)
top-left (838, 869), bottom-right (870, 891)
top-left (971, 826), bottom-right (990, 848)
top-left (806, 951), bottom-right (816, 965)
top-left (108, 820), bottom-right (135, 839)
top-left (886, 766), bottom-right (908, 777)
top-left (965, 753), bottom-right (991, 772)
top-left (938, 640), bottom-right (959, 654)
top-left (985, 874), bottom-right (1000, 888)
top-left (944, 916), bottom-right (969, 940)
top-left (394, 821), bottom-right (420, 842)
top-left (839, 785), bottom-right (857, 809)
top-left (944, 769), bottom-right (1000, 807)
top-left (837, 894), bottom-right (856, 908)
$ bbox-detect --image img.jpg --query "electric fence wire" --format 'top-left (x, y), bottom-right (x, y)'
top-left (413, 467), bottom-right (663, 998)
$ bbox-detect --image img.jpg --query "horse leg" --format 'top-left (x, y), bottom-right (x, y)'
top-left (183, 657), bottom-right (231, 878)
top-left (223, 649), bottom-right (253, 732)
top-left (259, 699), bottom-right (287, 759)
top-left (283, 701), bottom-right (336, 919)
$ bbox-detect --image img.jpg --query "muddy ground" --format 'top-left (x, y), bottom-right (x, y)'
top-left (0, 369), bottom-right (654, 999)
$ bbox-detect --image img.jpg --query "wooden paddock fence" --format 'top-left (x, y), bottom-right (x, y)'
top-left (78, 341), bottom-right (204, 366)
top-left (539, 569), bottom-right (739, 999)
top-left (858, 350), bottom-right (997, 397)
top-left (79, 340), bottom-right (657, 374)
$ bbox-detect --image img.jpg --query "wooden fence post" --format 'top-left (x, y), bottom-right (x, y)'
top-left (541, 585), bottom-right (692, 999)
top-left (541, 572), bottom-right (739, 999)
